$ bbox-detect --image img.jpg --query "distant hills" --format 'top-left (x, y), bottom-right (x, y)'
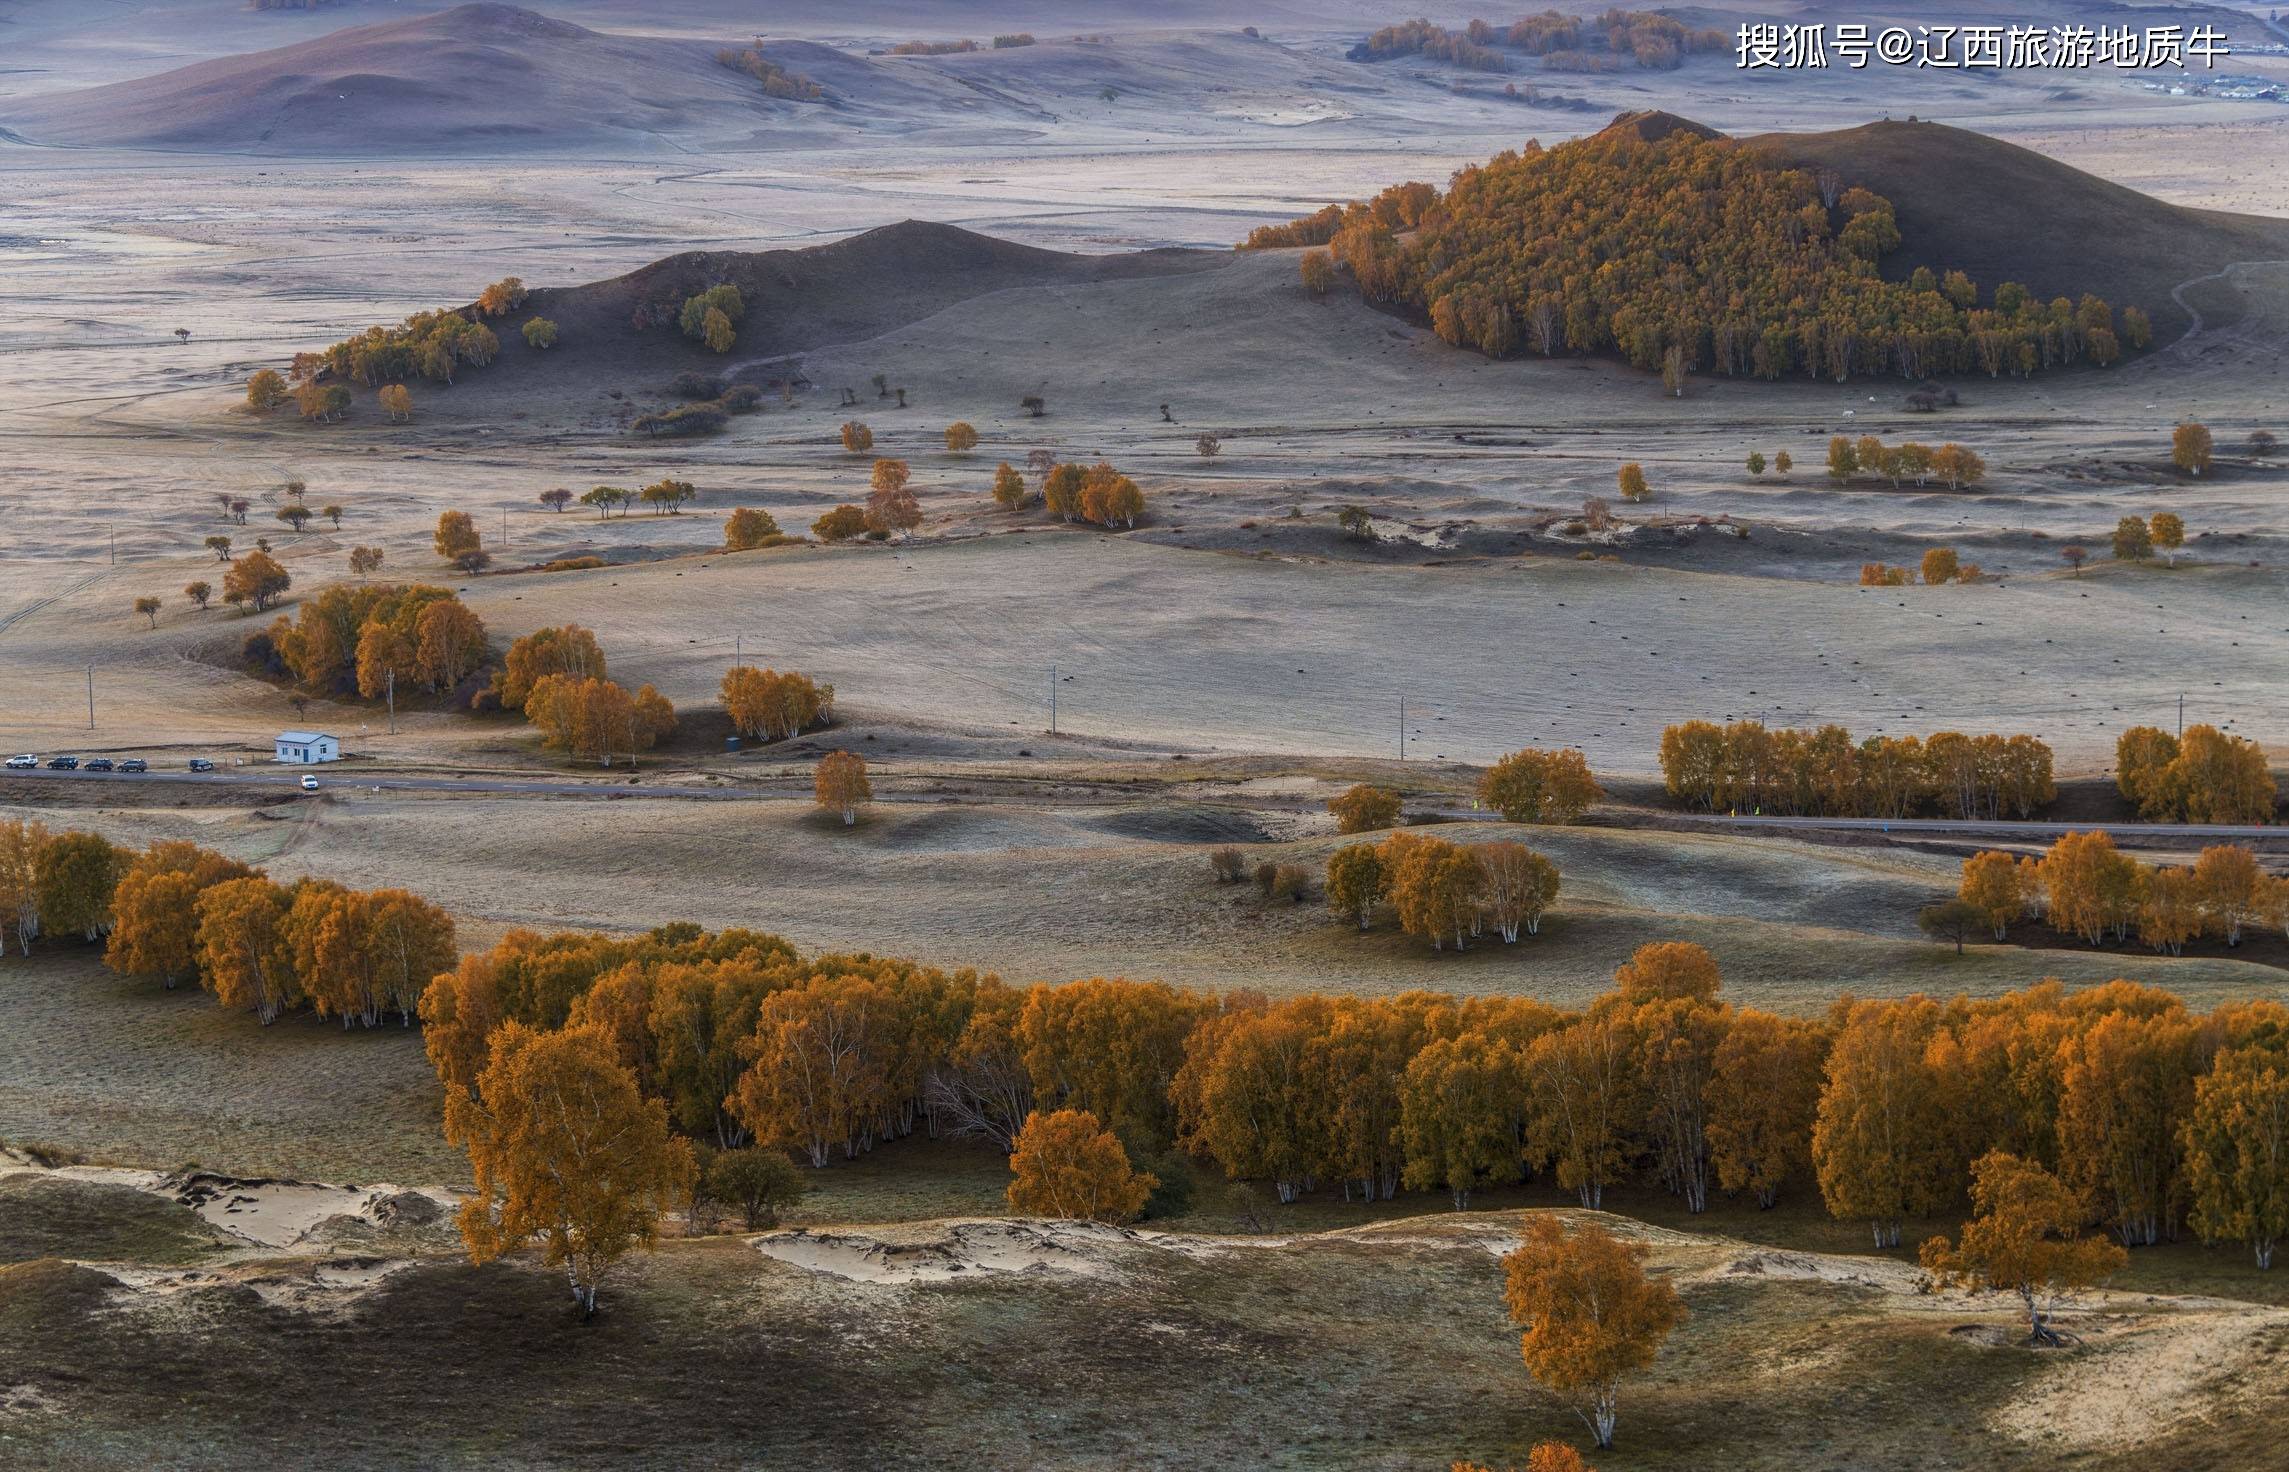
top-left (0, 4), bottom-right (757, 154)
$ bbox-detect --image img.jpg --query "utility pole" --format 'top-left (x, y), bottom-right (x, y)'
top-left (1398, 695), bottom-right (1406, 761)
top-left (86, 665), bottom-right (94, 730)
top-left (2178, 692), bottom-right (2184, 738)
top-left (386, 668), bottom-right (395, 734)
top-left (501, 509), bottom-right (509, 552)
top-left (109, 530), bottom-right (116, 566)
top-left (1049, 662), bottom-right (1058, 736)
top-left (736, 631), bottom-right (743, 670)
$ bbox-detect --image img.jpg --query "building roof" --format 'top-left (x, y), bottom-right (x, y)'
top-left (276, 731), bottom-right (336, 743)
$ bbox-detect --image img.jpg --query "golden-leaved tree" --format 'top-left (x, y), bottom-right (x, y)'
top-left (1920, 1150), bottom-right (2126, 1344)
top-left (444, 1020), bottom-right (694, 1319)
top-left (1005, 1107), bottom-right (1156, 1222)
top-left (1502, 1215), bottom-right (1683, 1451)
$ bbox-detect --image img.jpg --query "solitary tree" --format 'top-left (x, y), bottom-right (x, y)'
top-left (1773, 451), bottom-right (1792, 477)
top-left (132, 596), bottom-right (162, 629)
top-left (2149, 511), bottom-right (2185, 565)
top-left (1479, 747), bottom-right (1602, 824)
top-left (1920, 1150), bottom-right (2126, 1345)
top-left (1616, 463), bottom-right (1649, 502)
top-left (812, 505), bottom-right (868, 542)
top-left (320, 504), bottom-right (344, 529)
top-left (2111, 515), bottom-right (2152, 563)
top-left (2172, 421), bottom-right (2213, 477)
top-left (245, 369), bottom-right (287, 412)
top-left (443, 1021), bottom-right (695, 1320)
top-left (204, 535), bottom-right (233, 562)
top-left (1338, 505), bottom-right (1373, 541)
top-left (522, 318), bottom-right (559, 350)
top-left (348, 545), bottom-right (384, 579)
top-left (183, 580), bottom-right (212, 610)
top-left (1005, 1108), bottom-right (1156, 1223)
top-left (1328, 783), bottom-right (1402, 834)
top-left (1300, 249), bottom-right (1334, 297)
top-left (435, 510), bottom-right (482, 566)
top-left (539, 488), bottom-right (573, 513)
top-left (275, 504), bottom-right (312, 534)
top-left (944, 421), bottom-right (979, 454)
top-left (992, 462), bottom-right (1027, 510)
top-left (706, 1148), bottom-right (808, 1230)
top-left (2061, 543), bottom-right (2088, 577)
top-left (1196, 434), bottom-right (1222, 459)
top-left (378, 384), bottom-right (413, 422)
top-left (815, 750), bottom-right (871, 825)
top-left (1502, 1215), bottom-right (1683, 1450)
top-left (1917, 898), bottom-right (1983, 954)
top-left (221, 550), bottom-right (290, 612)
top-left (840, 421), bottom-right (873, 453)
top-left (724, 507), bottom-right (782, 551)
top-left (1746, 451), bottom-right (1766, 477)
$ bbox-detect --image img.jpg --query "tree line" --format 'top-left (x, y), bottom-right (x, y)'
top-left (1245, 128), bottom-right (2147, 385)
top-left (1954, 833), bottom-right (2286, 955)
top-left (1658, 720), bottom-right (2056, 820)
top-left (0, 823), bottom-right (452, 1027)
top-left (413, 912), bottom-right (2289, 1281)
top-left (2117, 724), bottom-right (2277, 823)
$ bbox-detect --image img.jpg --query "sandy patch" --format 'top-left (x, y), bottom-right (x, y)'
top-left (98, 1256), bottom-right (418, 1317)
top-left (1992, 1302), bottom-right (2289, 1452)
top-left (752, 1218), bottom-right (1137, 1285)
top-left (0, 1148), bottom-right (456, 1252)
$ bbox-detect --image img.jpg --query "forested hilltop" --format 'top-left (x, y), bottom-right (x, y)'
top-left (1247, 113), bottom-right (2153, 384)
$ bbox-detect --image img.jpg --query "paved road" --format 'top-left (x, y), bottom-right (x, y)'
top-left (11, 767), bottom-right (2280, 842)
top-left (1, 765), bottom-right (742, 801)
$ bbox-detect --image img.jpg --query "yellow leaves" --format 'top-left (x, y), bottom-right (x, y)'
top-left (1502, 1214), bottom-right (1681, 1446)
top-left (943, 421), bottom-right (978, 453)
top-left (1006, 1108), bottom-right (1155, 1223)
top-left (525, 674), bottom-right (676, 765)
top-left (838, 420), bottom-right (872, 453)
top-left (1919, 1150), bottom-right (2126, 1340)
top-left (445, 1020), bottom-right (693, 1314)
top-left (1327, 783), bottom-right (1401, 834)
top-left (495, 625), bottom-right (607, 712)
top-left (813, 750), bottom-right (870, 825)
top-left (723, 666), bottom-right (833, 744)
top-left (1611, 941), bottom-right (1718, 1005)
top-left (1479, 747), bottom-right (1602, 824)
top-left (723, 506), bottom-right (781, 550)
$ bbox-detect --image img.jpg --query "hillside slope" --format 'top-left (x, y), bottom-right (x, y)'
top-left (1747, 119), bottom-right (2289, 337)
top-left (0, 3), bottom-right (769, 154)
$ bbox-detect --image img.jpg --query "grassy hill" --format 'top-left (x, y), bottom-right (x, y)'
top-left (1746, 118), bottom-right (2289, 338)
top-left (0, 3), bottom-right (768, 154)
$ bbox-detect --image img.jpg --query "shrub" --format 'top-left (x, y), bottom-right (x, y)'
top-left (1208, 847), bottom-right (1246, 883)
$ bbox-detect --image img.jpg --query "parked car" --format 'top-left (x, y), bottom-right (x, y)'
top-left (83, 758), bottom-right (114, 772)
top-left (46, 756), bottom-right (78, 770)
top-left (299, 775), bottom-right (320, 792)
top-left (118, 759), bottom-right (148, 773)
top-left (5, 754), bottom-right (34, 769)
top-left (187, 758), bottom-right (215, 773)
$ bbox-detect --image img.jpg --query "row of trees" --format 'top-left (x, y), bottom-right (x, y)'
top-left (1325, 833), bottom-right (1562, 948)
top-left (1249, 128), bottom-right (2143, 384)
top-left (2117, 725), bottom-right (2277, 823)
top-left (1860, 547), bottom-right (1980, 586)
top-left (1954, 834), bottom-right (2286, 954)
top-left (422, 912), bottom-right (2289, 1290)
top-left (721, 666), bottom-right (833, 743)
top-left (1658, 720), bottom-right (2055, 820)
top-left (0, 824), bottom-right (453, 1027)
top-left (1825, 435), bottom-right (1986, 489)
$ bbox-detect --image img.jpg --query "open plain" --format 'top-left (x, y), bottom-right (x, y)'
top-left (4, 1), bottom-right (2289, 1468)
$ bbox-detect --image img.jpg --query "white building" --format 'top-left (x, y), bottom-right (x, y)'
top-left (274, 731), bottom-right (340, 765)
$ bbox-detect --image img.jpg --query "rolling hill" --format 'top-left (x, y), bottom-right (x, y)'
top-left (0, 3), bottom-right (776, 154)
top-left (1746, 118), bottom-right (2289, 338)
